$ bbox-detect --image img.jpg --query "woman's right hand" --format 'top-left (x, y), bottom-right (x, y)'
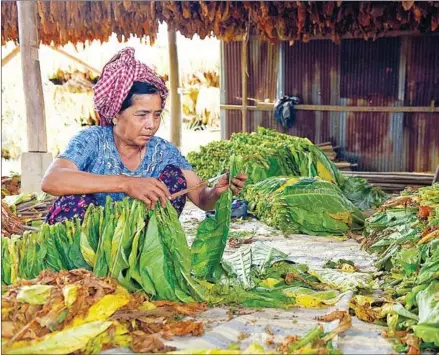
top-left (123, 177), bottom-right (170, 209)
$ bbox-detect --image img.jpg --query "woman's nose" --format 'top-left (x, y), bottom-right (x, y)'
top-left (144, 116), bottom-right (154, 129)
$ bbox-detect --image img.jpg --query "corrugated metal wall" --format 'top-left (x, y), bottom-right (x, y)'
top-left (222, 35), bottom-right (439, 172)
top-left (223, 39), bottom-right (280, 136)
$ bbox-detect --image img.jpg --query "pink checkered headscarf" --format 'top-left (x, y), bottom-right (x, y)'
top-left (93, 47), bottom-right (168, 126)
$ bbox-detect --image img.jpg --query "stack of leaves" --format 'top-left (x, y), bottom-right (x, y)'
top-left (2, 193), bottom-right (56, 231)
top-left (352, 184), bottom-right (439, 353)
top-left (1, 198), bottom-right (213, 303)
top-left (1, 175), bottom-right (21, 198)
top-left (340, 176), bottom-right (387, 211)
top-left (244, 177), bottom-right (365, 236)
top-left (188, 127), bottom-right (342, 187)
top-left (1, 156), bottom-right (240, 303)
top-left (1, 269), bottom-right (208, 354)
top-left (3, 2), bottom-right (438, 47)
top-left (187, 127), bottom-right (386, 211)
top-left (1, 202), bottom-right (24, 237)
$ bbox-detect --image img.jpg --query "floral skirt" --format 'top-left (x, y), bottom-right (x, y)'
top-left (45, 164), bottom-right (187, 225)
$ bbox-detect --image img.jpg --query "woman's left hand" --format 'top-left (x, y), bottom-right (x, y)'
top-left (214, 172), bottom-right (248, 196)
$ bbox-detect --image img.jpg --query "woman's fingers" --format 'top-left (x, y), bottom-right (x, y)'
top-left (231, 186), bottom-right (240, 196)
top-left (141, 196), bottom-right (152, 209)
top-left (145, 192), bottom-right (161, 209)
top-left (232, 178), bottom-right (245, 188)
top-left (149, 185), bottom-right (167, 207)
top-left (155, 179), bottom-right (171, 197)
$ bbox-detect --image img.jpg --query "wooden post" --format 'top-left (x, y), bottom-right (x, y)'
top-left (241, 38), bottom-right (248, 133)
top-left (17, 1), bottom-right (47, 152)
top-left (434, 165), bottom-right (439, 184)
top-left (167, 25), bottom-right (181, 148)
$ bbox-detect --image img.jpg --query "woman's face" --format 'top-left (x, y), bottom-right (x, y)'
top-left (113, 93), bottom-right (162, 147)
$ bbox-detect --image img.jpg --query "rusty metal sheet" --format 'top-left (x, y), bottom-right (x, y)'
top-left (221, 35), bottom-right (439, 172)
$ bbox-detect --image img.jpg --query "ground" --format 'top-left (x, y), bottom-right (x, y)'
top-left (103, 202), bottom-right (393, 354)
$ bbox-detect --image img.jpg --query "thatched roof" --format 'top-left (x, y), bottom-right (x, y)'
top-left (2, 1), bottom-right (439, 46)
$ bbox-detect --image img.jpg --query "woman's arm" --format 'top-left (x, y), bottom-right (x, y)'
top-left (42, 158), bottom-right (170, 208)
top-left (182, 169), bottom-right (247, 211)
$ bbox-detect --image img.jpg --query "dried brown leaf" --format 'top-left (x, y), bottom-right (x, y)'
top-left (165, 320), bottom-right (205, 337)
top-left (131, 331), bottom-right (176, 353)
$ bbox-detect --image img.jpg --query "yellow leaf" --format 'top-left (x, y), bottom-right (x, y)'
top-left (16, 285), bottom-right (53, 305)
top-left (275, 177), bottom-right (300, 193)
top-left (284, 287), bottom-right (339, 308)
top-left (316, 161), bottom-right (335, 183)
top-left (243, 343), bottom-right (267, 354)
top-left (5, 321), bottom-right (112, 354)
top-left (198, 280), bottom-right (215, 290)
top-left (139, 301), bottom-right (157, 311)
top-left (294, 294), bottom-right (327, 308)
top-left (340, 264), bottom-right (356, 273)
top-left (72, 289), bottom-right (130, 326)
top-left (62, 285), bottom-right (80, 308)
top-left (353, 295), bottom-right (374, 306)
top-left (259, 278), bottom-right (281, 289)
top-left (328, 212), bottom-right (352, 224)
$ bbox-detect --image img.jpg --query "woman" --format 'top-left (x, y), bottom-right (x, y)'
top-left (42, 47), bottom-right (247, 224)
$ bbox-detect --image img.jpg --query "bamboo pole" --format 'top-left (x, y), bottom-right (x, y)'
top-left (48, 45), bottom-right (101, 74)
top-left (2, 46), bottom-right (20, 67)
top-left (167, 25), bottom-right (181, 148)
top-left (241, 37), bottom-right (248, 133)
top-left (220, 103), bottom-right (439, 113)
top-left (17, 1), bottom-right (47, 152)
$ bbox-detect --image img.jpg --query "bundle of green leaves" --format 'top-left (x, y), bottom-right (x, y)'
top-left (1, 198), bottom-right (208, 303)
top-left (187, 127), bottom-right (341, 187)
top-left (244, 176), bottom-right (365, 236)
top-left (357, 184), bottom-right (439, 353)
top-left (187, 127), bottom-right (386, 211)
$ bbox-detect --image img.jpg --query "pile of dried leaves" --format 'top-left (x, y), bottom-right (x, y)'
top-left (1, 201), bottom-right (24, 237)
top-left (1, 269), bottom-right (207, 354)
top-left (2, 1), bottom-right (439, 46)
top-left (1, 175), bottom-right (21, 198)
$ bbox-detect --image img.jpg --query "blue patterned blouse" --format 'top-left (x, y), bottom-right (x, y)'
top-left (58, 126), bottom-right (192, 205)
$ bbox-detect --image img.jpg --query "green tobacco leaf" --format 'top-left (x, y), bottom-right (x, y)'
top-left (69, 218), bottom-right (90, 270)
top-left (413, 324), bottom-right (439, 347)
top-left (139, 212), bottom-right (175, 300)
top-left (341, 176), bottom-right (387, 210)
top-left (157, 203), bottom-right (194, 300)
top-left (416, 281), bottom-right (439, 325)
top-left (246, 177), bottom-right (365, 236)
top-left (221, 246), bottom-right (254, 289)
top-left (80, 207), bottom-right (97, 267)
top-left (1, 237), bottom-right (12, 285)
top-left (109, 199), bottom-right (131, 278)
top-left (309, 268), bottom-right (373, 292)
top-left (93, 198), bottom-right (114, 277)
top-left (251, 242), bottom-right (290, 274)
top-left (191, 156), bottom-right (236, 280)
top-left (45, 225), bottom-right (64, 272)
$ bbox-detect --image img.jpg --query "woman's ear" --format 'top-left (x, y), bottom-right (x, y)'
top-left (113, 114), bottom-right (119, 125)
